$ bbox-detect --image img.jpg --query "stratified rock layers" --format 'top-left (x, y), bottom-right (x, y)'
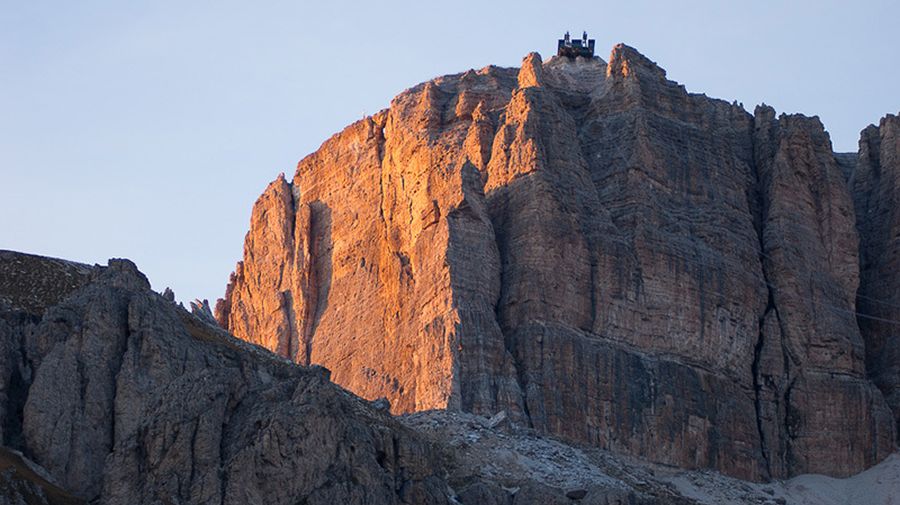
top-left (218, 45), bottom-right (896, 480)
top-left (753, 108), bottom-right (894, 478)
top-left (852, 114), bottom-right (900, 430)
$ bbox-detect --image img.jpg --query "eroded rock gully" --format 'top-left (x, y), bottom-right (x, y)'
top-left (218, 44), bottom-right (899, 480)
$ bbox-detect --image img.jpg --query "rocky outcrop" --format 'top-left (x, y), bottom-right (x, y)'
top-left (851, 113), bottom-right (900, 431)
top-left (218, 44), bottom-right (897, 480)
top-left (189, 298), bottom-right (217, 325)
top-left (0, 252), bottom-right (453, 504)
top-left (753, 107), bottom-right (894, 477)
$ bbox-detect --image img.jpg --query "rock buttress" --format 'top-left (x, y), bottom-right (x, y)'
top-left (488, 47), bottom-right (768, 480)
top-left (219, 69), bottom-right (524, 416)
top-left (753, 106), bottom-right (895, 477)
top-left (852, 113), bottom-right (900, 431)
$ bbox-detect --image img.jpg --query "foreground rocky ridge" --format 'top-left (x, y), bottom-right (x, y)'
top-left (0, 251), bottom-right (452, 504)
top-left (218, 44), bottom-right (899, 480)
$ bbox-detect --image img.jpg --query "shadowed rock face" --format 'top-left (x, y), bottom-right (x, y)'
top-left (753, 108), bottom-right (895, 478)
top-left (218, 44), bottom-right (897, 480)
top-left (0, 253), bottom-right (452, 505)
top-left (852, 113), bottom-right (900, 432)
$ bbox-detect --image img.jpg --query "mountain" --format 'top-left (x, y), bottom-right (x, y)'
top-left (216, 44), bottom-right (900, 481)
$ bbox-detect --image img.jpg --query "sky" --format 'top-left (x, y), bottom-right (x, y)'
top-left (2, 0), bottom-right (898, 305)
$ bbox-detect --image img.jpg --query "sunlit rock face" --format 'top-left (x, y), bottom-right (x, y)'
top-left (218, 44), bottom-right (896, 481)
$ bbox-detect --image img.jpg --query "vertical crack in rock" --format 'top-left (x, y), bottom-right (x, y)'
top-left (283, 290), bottom-right (298, 364)
top-left (303, 201), bottom-right (333, 366)
top-left (750, 113), bottom-right (781, 480)
top-left (751, 301), bottom-right (772, 477)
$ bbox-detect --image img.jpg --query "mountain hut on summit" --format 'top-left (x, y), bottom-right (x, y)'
top-left (557, 31), bottom-right (595, 58)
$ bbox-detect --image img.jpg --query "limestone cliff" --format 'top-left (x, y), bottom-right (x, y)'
top-left (218, 44), bottom-right (898, 480)
top-left (852, 113), bottom-right (900, 431)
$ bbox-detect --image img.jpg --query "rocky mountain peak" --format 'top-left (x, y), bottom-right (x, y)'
top-left (606, 42), bottom-right (666, 80)
top-left (96, 258), bottom-right (151, 291)
top-left (517, 52), bottom-right (544, 88)
top-left (217, 43), bottom-right (899, 482)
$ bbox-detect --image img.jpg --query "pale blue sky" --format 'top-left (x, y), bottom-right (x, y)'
top-left (2, 1), bottom-right (898, 304)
